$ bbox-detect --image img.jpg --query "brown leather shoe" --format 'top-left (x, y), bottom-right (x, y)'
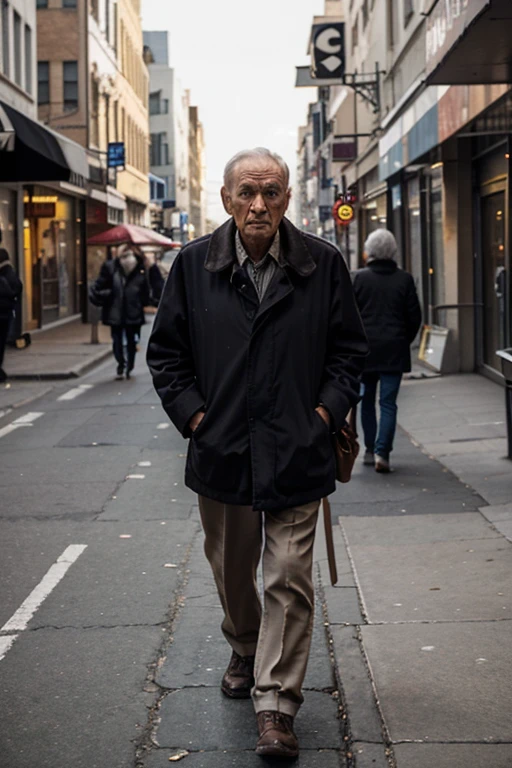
top-left (221, 651), bottom-right (255, 699)
top-left (255, 710), bottom-right (299, 758)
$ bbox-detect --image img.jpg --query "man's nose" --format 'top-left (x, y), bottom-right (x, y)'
top-left (250, 193), bottom-right (267, 213)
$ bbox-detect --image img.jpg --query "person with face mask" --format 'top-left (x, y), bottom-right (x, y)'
top-left (89, 244), bottom-right (150, 379)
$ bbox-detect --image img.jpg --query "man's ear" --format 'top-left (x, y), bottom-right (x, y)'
top-left (284, 187), bottom-right (292, 213)
top-left (221, 186), bottom-right (233, 215)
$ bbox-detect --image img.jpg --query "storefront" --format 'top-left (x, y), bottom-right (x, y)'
top-left (472, 135), bottom-right (510, 376)
top-left (0, 99), bottom-right (89, 332)
top-left (23, 186), bottom-right (85, 329)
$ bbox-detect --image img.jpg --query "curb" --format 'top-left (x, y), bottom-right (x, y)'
top-left (5, 347), bottom-right (113, 381)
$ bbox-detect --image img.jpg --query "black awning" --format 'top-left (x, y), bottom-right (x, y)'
top-left (426, 0), bottom-right (512, 85)
top-left (0, 101), bottom-right (73, 182)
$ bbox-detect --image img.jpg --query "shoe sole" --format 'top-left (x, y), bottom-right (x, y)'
top-left (375, 465), bottom-right (391, 473)
top-left (221, 684), bottom-right (252, 699)
top-left (255, 744), bottom-right (299, 759)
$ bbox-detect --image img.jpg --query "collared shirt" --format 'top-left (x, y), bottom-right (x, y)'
top-left (235, 229), bottom-right (281, 302)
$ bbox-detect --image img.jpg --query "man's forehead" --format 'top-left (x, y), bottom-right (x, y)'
top-left (234, 159), bottom-right (286, 186)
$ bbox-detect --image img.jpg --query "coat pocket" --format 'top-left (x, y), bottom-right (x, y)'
top-left (275, 412), bottom-right (334, 496)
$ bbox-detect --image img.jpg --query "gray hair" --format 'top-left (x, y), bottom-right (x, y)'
top-left (223, 147), bottom-right (290, 189)
top-left (364, 229), bottom-right (398, 262)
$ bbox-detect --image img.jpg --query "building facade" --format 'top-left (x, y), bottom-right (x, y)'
top-left (297, 0), bottom-right (512, 384)
top-left (1, 0), bottom-right (90, 333)
top-left (144, 30), bottom-right (207, 243)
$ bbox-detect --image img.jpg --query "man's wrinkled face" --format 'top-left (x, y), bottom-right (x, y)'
top-left (221, 158), bottom-right (291, 244)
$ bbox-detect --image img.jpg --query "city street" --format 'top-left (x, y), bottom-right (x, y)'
top-left (1, 329), bottom-right (511, 768)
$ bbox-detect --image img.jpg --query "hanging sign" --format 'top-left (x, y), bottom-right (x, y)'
top-left (108, 142), bottom-right (125, 169)
top-left (332, 199), bottom-right (355, 225)
top-left (311, 23), bottom-right (345, 80)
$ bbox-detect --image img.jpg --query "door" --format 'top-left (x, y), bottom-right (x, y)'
top-left (481, 191), bottom-right (506, 371)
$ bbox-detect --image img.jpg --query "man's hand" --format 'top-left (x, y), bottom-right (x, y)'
top-left (189, 410), bottom-right (205, 433)
top-left (315, 405), bottom-right (330, 428)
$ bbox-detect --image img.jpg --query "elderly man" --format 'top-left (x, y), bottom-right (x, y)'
top-left (147, 148), bottom-right (367, 758)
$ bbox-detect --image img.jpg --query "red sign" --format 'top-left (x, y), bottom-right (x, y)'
top-left (332, 200), bottom-right (355, 225)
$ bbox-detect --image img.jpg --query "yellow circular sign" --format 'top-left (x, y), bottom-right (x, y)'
top-left (337, 204), bottom-right (354, 223)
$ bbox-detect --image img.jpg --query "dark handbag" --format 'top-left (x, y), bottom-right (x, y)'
top-left (333, 409), bottom-right (359, 483)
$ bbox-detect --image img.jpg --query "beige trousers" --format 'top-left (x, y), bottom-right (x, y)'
top-left (198, 495), bottom-right (320, 717)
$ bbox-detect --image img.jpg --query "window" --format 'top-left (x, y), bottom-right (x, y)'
top-left (351, 14), bottom-right (359, 54)
top-left (2, 1), bottom-right (9, 78)
top-left (62, 0), bottom-right (77, 7)
top-left (403, 0), bottom-right (414, 26)
top-left (36, 0), bottom-right (48, 7)
top-left (13, 10), bottom-right (21, 86)
top-left (63, 60), bottom-right (78, 111)
top-left (38, 61), bottom-right (49, 104)
top-left (149, 91), bottom-right (160, 115)
top-left (24, 25), bottom-right (32, 93)
top-left (150, 133), bottom-right (169, 166)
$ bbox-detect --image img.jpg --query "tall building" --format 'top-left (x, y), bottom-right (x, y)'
top-left (1, 0), bottom-right (90, 333)
top-left (188, 105), bottom-right (207, 239)
top-left (297, 0), bottom-right (512, 385)
top-left (37, 0), bottom-right (149, 228)
top-left (145, 30), bottom-right (205, 242)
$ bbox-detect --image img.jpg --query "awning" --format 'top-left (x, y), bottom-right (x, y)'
top-left (426, 0), bottom-right (512, 85)
top-left (0, 100), bottom-right (88, 183)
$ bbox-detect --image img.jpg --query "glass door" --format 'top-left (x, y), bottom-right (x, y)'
top-left (481, 191), bottom-right (506, 371)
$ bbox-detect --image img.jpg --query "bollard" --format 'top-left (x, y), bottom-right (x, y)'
top-left (88, 301), bottom-right (101, 345)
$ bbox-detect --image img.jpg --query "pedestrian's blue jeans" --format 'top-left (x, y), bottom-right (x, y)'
top-left (360, 373), bottom-right (403, 460)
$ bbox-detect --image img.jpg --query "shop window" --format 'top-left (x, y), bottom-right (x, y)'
top-left (13, 10), bottom-right (21, 87)
top-left (36, 0), bottom-right (48, 7)
top-left (63, 60), bottom-right (78, 111)
top-left (24, 25), bottom-right (32, 94)
top-left (403, 0), bottom-right (414, 27)
top-left (2, 1), bottom-right (9, 78)
top-left (62, 0), bottom-right (76, 6)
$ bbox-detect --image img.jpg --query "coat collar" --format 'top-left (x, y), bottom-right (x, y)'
top-left (204, 217), bottom-right (316, 277)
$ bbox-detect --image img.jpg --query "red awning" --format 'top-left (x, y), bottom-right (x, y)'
top-left (87, 224), bottom-right (180, 248)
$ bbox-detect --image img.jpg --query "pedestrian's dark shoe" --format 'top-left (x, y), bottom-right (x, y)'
top-left (115, 364), bottom-right (124, 380)
top-left (256, 710), bottom-right (299, 758)
top-left (126, 367), bottom-right (134, 380)
top-left (221, 650), bottom-right (255, 699)
top-left (0, 368), bottom-right (7, 383)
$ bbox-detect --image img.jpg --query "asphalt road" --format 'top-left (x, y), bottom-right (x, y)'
top-left (0, 338), bottom-right (202, 768)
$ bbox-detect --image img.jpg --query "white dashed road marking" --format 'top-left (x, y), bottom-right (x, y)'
top-left (0, 411), bottom-right (44, 439)
top-left (57, 384), bottom-right (94, 401)
top-left (0, 545), bottom-right (88, 661)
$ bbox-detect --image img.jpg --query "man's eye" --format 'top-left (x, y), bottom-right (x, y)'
top-left (266, 190), bottom-right (278, 198)
top-left (240, 190), bottom-right (251, 197)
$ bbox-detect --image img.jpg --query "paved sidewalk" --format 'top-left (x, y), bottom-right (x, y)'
top-left (325, 374), bottom-right (512, 768)
top-left (139, 517), bottom-right (347, 768)
top-left (3, 318), bottom-right (112, 381)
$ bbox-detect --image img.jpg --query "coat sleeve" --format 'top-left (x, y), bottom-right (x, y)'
top-left (146, 253), bottom-right (205, 437)
top-left (319, 253), bottom-right (369, 431)
top-left (89, 261), bottom-right (113, 307)
top-left (404, 275), bottom-right (422, 343)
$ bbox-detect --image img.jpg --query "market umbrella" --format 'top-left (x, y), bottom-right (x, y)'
top-left (87, 223), bottom-right (180, 248)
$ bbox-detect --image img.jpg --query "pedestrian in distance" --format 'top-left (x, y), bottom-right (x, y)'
top-left (0, 248), bottom-right (22, 383)
top-left (147, 147), bottom-right (368, 759)
top-left (89, 244), bottom-right (149, 380)
top-left (352, 229), bottom-right (422, 473)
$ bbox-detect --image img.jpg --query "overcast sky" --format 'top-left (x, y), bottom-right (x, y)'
top-left (141, 0), bottom-right (326, 225)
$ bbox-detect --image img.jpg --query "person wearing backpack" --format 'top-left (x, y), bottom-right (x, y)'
top-left (89, 244), bottom-right (150, 379)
